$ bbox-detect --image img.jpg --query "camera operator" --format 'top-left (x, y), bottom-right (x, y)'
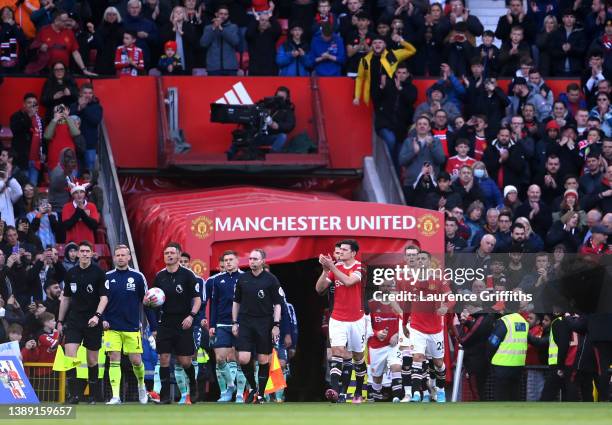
top-left (228, 87), bottom-right (296, 158)
top-left (257, 87), bottom-right (295, 153)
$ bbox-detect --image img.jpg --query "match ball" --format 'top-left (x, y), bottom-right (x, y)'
top-left (144, 287), bottom-right (165, 307)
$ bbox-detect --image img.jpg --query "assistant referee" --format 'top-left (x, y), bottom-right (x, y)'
top-left (232, 249), bottom-right (283, 404)
top-left (57, 241), bottom-right (108, 404)
top-left (151, 242), bottom-right (201, 404)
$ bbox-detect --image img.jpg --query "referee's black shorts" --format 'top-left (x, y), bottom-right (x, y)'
top-left (64, 319), bottom-right (103, 351)
top-left (235, 317), bottom-right (273, 355)
top-left (156, 322), bottom-right (195, 357)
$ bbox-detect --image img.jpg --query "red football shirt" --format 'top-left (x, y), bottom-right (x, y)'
top-left (35, 25), bottom-right (78, 68)
top-left (410, 279), bottom-right (453, 334)
top-left (368, 299), bottom-right (399, 349)
top-left (328, 261), bottom-right (363, 322)
top-left (445, 155), bottom-right (476, 180)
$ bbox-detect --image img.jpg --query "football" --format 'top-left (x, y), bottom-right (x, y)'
top-left (144, 287), bottom-right (165, 307)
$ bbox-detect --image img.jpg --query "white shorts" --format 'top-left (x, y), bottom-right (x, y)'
top-left (408, 326), bottom-right (444, 359)
top-left (368, 345), bottom-right (402, 377)
top-left (329, 317), bottom-right (365, 353)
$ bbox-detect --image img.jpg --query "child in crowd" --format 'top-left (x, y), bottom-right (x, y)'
top-left (158, 41), bottom-right (183, 75)
top-left (476, 30), bottom-right (499, 77)
top-left (446, 139), bottom-right (476, 180)
top-left (114, 31), bottom-right (145, 77)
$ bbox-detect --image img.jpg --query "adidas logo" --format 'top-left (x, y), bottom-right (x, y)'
top-left (215, 82), bottom-right (253, 105)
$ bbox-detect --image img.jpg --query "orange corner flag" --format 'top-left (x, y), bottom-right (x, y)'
top-left (264, 349), bottom-right (287, 394)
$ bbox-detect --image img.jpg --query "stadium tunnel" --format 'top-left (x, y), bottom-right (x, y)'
top-left (127, 186), bottom-right (444, 400)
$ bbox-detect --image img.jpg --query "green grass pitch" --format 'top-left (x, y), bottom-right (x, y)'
top-left (6, 403), bottom-right (612, 425)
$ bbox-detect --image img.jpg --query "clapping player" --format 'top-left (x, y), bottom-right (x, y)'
top-left (315, 240), bottom-right (366, 403)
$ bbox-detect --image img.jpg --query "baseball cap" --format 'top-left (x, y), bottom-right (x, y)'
top-left (591, 225), bottom-right (610, 235)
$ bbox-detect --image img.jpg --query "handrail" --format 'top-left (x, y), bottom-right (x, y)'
top-left (99, 122), bottom-right (139, 270)
top-left (156, 76), bottom-right (173, 168)
top-left (310, 75), bottom-right (330, 165)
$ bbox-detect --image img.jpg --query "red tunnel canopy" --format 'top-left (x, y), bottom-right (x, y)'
top-left (126, 186), bottom-right (444, 281)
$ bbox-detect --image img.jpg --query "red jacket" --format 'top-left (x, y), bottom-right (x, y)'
top-left (61, 200), bottom-right (99, 244)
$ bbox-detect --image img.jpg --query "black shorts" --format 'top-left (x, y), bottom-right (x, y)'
top-left (64, 320), bottom-right (103, 351)
top-left (235, 317), bottom-right (273, 355)
top-left (156, 323), bottom-right (195, 356)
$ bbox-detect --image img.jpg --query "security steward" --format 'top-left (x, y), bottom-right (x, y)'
top-left (151, 242), bottom-right (201, 404)
top-left (57, 240), bottom-right (108, 404)
top-left (232, 248), bottom-right (283, 404)
top-left (539, 312), bottom-right (570, 401)
top-left (487, 312), bottom-right (528, 401)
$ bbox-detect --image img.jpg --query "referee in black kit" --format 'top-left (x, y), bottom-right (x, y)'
top-left (152, 242), bottom-right (202, 404)
top-left (57, 241), bottom-right (108, 404)
top-left (232, 249), bottom-right (283, 404)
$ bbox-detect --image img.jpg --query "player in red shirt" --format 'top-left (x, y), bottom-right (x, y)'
top-left (315, 239), bottom-right (365, 403)
top-left (408, 251), bottom-right (453, 402)
top-left (397, 244), bottom-right (420, 402)
top-left (367, 280), bottom-right (403, 402)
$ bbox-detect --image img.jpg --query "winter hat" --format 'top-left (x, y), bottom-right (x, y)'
top-left (546, 120), bottom-right (560, 130)
top-left (503, 185), bottom-right (518, 198)
top-left (563, 189), bottom-right (579, 200)
top-left (164, 41), bottom-right (177, 52)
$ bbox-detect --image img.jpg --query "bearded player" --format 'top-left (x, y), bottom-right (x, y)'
top-left (315, 240), bottom-right (366, 403)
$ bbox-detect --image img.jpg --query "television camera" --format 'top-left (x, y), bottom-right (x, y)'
top-left (210, 96), bottom-right (286, 160)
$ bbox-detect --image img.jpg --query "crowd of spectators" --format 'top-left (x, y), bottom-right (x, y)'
top-left (0, 0), bottom-right (609, 77)
top-left (0, 76), bottom-right (103, 355)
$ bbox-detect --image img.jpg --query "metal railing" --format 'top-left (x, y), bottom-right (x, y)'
top-left (23, 363), bottom-right (65, 403)
top-left (98, 122), bottom-right (139, 270)
top-left (368, 130), bottom-right (405, 205)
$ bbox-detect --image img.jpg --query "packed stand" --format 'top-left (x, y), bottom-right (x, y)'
top-left (0, 79), bottom-right (105, 366)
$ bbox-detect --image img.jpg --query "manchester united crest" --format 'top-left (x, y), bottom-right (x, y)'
top-left (417, 213), bottom-right (441, 237)
top-left (190, 216), bottom-right (213, 239)
top-left (190, 259), bottom-right (208, 277)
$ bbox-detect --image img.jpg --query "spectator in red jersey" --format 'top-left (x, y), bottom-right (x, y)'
top-left (114, 30), bottom-right (145, 76)
top-left (61, 180), bottom-right (99, 244)
top-left (446, 139), bottom-right (475, 180)
top-left (21, 312), bottom-right (59, 401)
top-left (431, 109), bottom-right (454, 159)
top-left (9, 93), bottom-right (44, 186)
top-left (579, 224), bottom-right (611, 255)
top-left (26, 11), bottom-right (94, 75)
top-left (454, 115), bottom-right (490, 161)
top-left (43, 105), bottom-right (80, 171)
